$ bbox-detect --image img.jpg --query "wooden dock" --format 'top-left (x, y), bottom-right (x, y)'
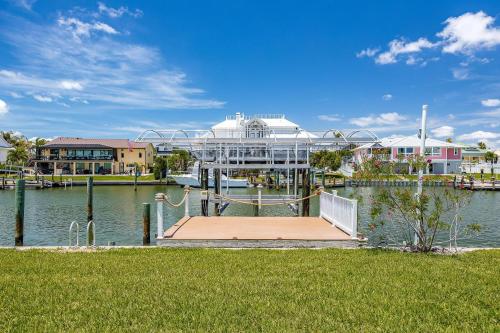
top-left (158, 216), bottom-right (360, 248)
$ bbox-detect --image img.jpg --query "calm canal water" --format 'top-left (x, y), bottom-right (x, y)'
top-left (0, 185), bottom-right (498, 247)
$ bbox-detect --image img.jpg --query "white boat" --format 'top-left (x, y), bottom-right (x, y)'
top-left (170, 162), bottom-right (249, 188)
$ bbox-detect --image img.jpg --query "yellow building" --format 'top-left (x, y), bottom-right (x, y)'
top-left (34, 137), bottom-right (155, 175)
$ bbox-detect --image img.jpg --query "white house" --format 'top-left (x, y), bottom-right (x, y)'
top-left (210, 113), bottom-right (316, 139)
top-left (0, 136), bottom-right (12, 163)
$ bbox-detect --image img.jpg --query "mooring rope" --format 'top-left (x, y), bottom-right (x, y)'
top-left (156, 188), bottom-right (191, 207)
top-left (206, 189), bottom-right (322, 206)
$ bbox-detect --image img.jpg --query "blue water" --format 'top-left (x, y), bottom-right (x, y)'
top-left (0, 185), bottom-right (498, 247)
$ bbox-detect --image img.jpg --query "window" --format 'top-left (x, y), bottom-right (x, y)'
top-left (425, 147), bottom-right (441, 156)
top-left (121, 153), bottom-right (124, 158)
top-left (139, 152), bottom-right (142, 158)
top-left (454, 148), bottom-right (459, 155)
top-left (398, 147), bottom-right (414, 155)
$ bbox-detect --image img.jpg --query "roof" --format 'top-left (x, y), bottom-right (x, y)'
top-left (355, 135), bottom-right (462, 150)
top-left (212, 113), bottom-right (299, 130)
top-left (43, 137), bottom-right (151, 149)
top-left (0, 136), bottom-right (12, 148)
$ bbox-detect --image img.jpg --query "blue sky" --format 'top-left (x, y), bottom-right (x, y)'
top-left (1, 1), bottom-right (500, 148)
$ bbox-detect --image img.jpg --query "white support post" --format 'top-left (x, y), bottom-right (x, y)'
top-left (155, 193), bottom-right (164, 239)
top-left (416, 104), bottom-right (428, 246)
top-left (257, 184), bottom-right (263, 211)
top-left (351, 200), bottom-right (358, 240)
top-left (184, 186), bottom-right (190, 217)
top-left (331, 189), bottom-right (337, 196)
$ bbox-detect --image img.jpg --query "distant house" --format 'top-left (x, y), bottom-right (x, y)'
top-left (0, 136), bottom-right (13, 163)
top-left (354, 135), bottom-right (463, 175)
top-left (34, 137), bottom-right (155, 175)
top-left (461, 146), bottom-right (488, 164)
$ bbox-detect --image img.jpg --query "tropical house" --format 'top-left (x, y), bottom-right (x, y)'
top-left (461, 146), bottom-right (488, 164)
top-left (353, 135), bottom-right (463, 174)
top-left (34, 137), bottom-right (155, 175)
top-left (0, 136), bottom-right (13, 163)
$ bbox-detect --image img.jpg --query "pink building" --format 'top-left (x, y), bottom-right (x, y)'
top-left (354, 135), bottom-right (463, 174)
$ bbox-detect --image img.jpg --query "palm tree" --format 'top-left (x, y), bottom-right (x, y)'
top-left (484, 151), bottom-right (497, 176)
top-left (478, 141), bottom-right (487, 150)
top-left (7, 146), bottom-right (29, 166)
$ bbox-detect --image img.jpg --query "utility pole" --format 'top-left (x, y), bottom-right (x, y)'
top-left (415, 104), bottom-right (428, 246)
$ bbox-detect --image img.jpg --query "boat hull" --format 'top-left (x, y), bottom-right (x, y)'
top-left (171, 175), bottom-right (249, 188)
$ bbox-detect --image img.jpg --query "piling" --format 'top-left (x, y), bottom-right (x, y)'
top-left (201, 168), bottom-right (209, 216)
top-left (87, 177), bottom-right (94, 245)
top-left (134, 168), bottom-right (138, 191)
top-left (1, 177), bottom-right (4, 190)
top-left (15, 179), bottom-right (25, 246)
top-left (301, 169), bottom-right (310, 217)
top-left (142, 203), bottom-right (151, 245)
top-left (214, 168), bottom-right (221, 216)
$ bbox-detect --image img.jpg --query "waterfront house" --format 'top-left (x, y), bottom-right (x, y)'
top-left (34, 137), bottom-right (155, 175)
top-left (461, 146), bottom-right (488, 164)
top-left (0, 136), bottom-right (13, 163)
top-left (353, 135), bottom-right (463, 174)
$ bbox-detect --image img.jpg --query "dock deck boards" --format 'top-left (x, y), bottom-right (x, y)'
top-left (163, 216), bottom-right (351, 240)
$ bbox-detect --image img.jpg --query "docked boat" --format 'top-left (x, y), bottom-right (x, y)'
top-left (170, 162), bottom-right (249, 188)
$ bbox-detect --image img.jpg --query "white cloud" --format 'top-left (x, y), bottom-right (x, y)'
top-left (431, 125), bottom-right (454, 138)
top-left (9, 91), bottom-right (23, 98)
top-left (356, 48), bottom-right (379, 58)
top-left (0, 99), bottom-right (9, 115)
top-left (98, 2), bottom-right (143, 18)
top-left (8, 0), bottom-right (37, 10)
top-left (57, 16), bottom-right (118, 38)
top-left (33, 95), bottom-right (53, 103)
top-left (0, 13), bottom-right (224, 110)
top-left (451, 67), bottom-right (469, 80)
top-left (382, 94), bottom-right (393, 101)
top-left (60, 80), bottom-right (83, 90)
top-left (457, 131), bottom-right (500, 141)
top-left (361, 11), bottom-right (500, 65)
top-left (375, 38), bottom-right (436, 64)
top-left (438, 11), bottom-right (500, 54)
top-left (350, 112), bottom-right (406, 127)
top-left (318, 114), bottom-right (340, 122)
top-left (481, 99), bottom-right (500, 107)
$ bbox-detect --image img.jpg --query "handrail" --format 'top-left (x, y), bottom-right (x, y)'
top-left (69, 221), bottom-right (79, 247)
top-left (87, 220), bottom-right (96, 247)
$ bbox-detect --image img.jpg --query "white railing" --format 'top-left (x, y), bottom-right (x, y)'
top-left (320, 191), bottom-right (358, 239)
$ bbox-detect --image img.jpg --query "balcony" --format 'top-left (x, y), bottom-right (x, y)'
top-left (35, 155), bottom-right (114, 161)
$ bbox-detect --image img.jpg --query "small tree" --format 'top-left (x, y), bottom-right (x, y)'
top-left (478, 141), bottom-right (487, 150)
top-left (484, 151), bottom-right (497, 176)
top-left (360, 156), bottom-right (479, 252)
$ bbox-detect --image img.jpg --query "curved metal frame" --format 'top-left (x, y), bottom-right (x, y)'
top-left (69, 221), bottom-right (79, 247)
top-left (321, 129), bottom-right (349, 144)
top-left (87, 220), bottom-right (96, 247)
top-left (346, 129), bottom-right (379, 141)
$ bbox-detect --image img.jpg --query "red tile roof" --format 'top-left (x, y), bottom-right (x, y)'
top-left (43, 137), bottom-right (150, 149)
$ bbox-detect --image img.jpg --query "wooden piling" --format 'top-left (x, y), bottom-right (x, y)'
top-left (302, 169), bottom-right (310, 217)
top-left (214, 168), bottom-right (221, 216)
top-left (15, 179), bottom-right (25, 246)
top-left (142, 203), bottom-right (151, 245)
top-left (134, 168), bottom-right (138, 191)
top-left (201, 168), bottom-right (209, 216)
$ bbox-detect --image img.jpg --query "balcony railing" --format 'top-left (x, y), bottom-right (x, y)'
top-left (35, 155), bottom-right (114, 161)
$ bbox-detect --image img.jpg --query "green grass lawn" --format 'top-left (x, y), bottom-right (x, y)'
top-left (0, 249), bottom-right (498, 332)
